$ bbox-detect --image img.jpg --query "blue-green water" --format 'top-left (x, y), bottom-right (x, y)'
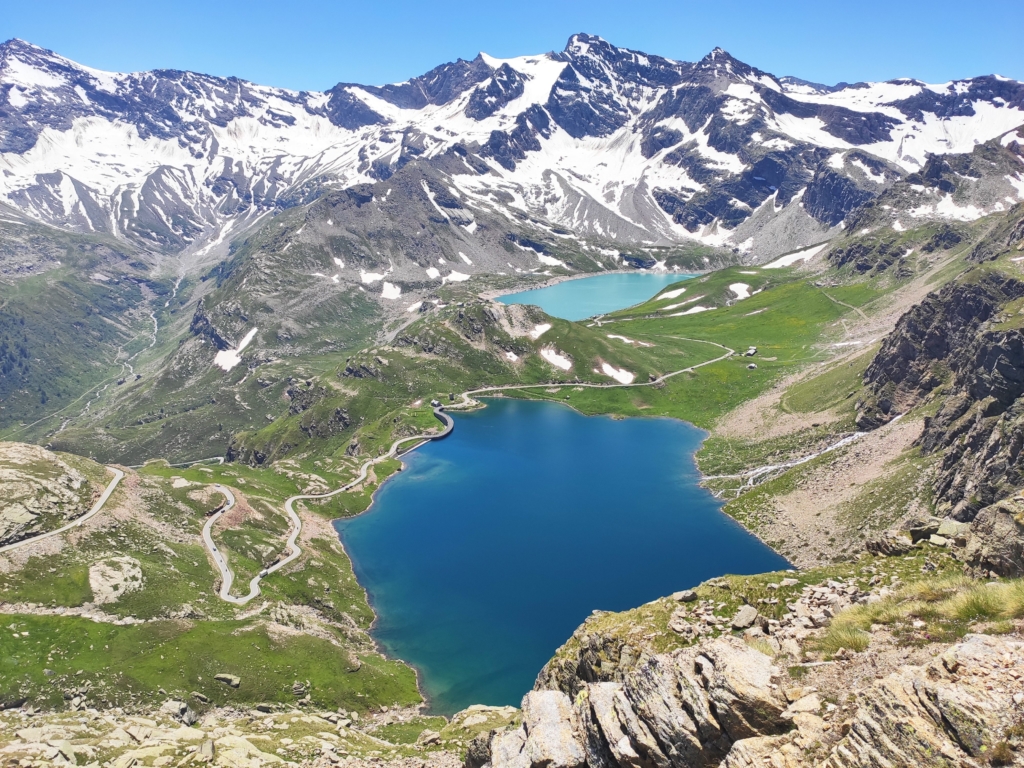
top-left (497, 272), bottom-right (696, 321)
top-left (336, 399), bottom-right (789, 715)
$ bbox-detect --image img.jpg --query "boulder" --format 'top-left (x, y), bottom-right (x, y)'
top-left (730, 605), bottom-right (759, 630)
top-left (963, 498), bottom-right (1024, 575)
top-left (522, 690), bottom-right (586, 768)
top-left (489, 728), bottom-right (529, 768)
top-left (672, 589), bottom-right (698, 602)
top-left (865, 531), bottom-right (914, 556)
top-left (214, 673), bottom-right (240, 688)
top-left (417, 729), bottom-right (442, 746)
top-left (695, 638), bottom-right (788, 741)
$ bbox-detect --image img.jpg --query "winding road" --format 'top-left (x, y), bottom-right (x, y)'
top-left (450, 337), bottom-right (734, 408)
top-left (0, 467), bottom-right (125, 556)
top-left (6, 337), bottom-right (733, 601)
top-left (201, 407), bottom-right (454, 605)
top-left (200, 340), bottom-right (735, 603)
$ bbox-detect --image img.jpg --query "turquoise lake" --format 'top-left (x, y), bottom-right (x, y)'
top-left (335, 399), bottom-right (789, 715)
top-left (496, 271), bottom-right (696, 320)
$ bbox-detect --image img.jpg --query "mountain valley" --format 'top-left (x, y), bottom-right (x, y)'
top-left (2, 31), bottom-right (1024, 768)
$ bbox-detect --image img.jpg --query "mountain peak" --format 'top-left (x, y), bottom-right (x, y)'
top-left (563, 33), bottom-right (613, 56)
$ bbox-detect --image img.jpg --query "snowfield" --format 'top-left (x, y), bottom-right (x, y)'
top-left (213, 328), bottom-right (258, 372)
top-left (540, 347), bottom-right (572, 370)
top-left (601, 363), bottom-right (635, 384)
top-left (763, 243), bottom-right (829, 268)
top-left (0, 35), bottom-right (1020, 261)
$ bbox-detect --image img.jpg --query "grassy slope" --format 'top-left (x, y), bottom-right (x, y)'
top-left (0, 456), bottom-right (419, 713)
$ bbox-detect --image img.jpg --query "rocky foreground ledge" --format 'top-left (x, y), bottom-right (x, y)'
top-left (470, 632), bottom-right (1023, 768)
top-left (3, 551), bottom-right (1023, 768)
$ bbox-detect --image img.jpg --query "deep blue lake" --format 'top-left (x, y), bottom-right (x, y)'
top-left (335, 398), bottom-right (789, 715)
top-left (497, 272), bottom-right (696, 321)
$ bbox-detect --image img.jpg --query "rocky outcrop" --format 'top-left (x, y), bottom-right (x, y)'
top-left (474, 626), bottom-right (1024, 768)
top-left (0, 442), bottom-right (90, 546)
top-left (963, 496), bottom-right (1024, 575)
top-left (476, 638), bottom-right (790, 768)
top-left (857, 270), bottom-right (1024, 521)
top-left (825, 634), bottom-right (1024, 767)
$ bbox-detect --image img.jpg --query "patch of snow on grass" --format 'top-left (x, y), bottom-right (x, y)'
top-left (540, 347), bottom-right (572, 371)
top-left (381, 282), bottom-right (401, 300)
top-left (214, 327), bottom-right (258, 372)
top-left (530, 323), bottom-right (552, 339)
top-left (505, 351), bottom-right (519, 362)
top-left (763, 243), bottom-right (829, 268)
top-left (606, 334), bottom-right (652, 347)
top-left (661, 295), bottom-right (705, 311)
top-left (667, 306), bottom-right (711, 317)
top-left (658, 287), bottom-right (687, 300)
top-left (729, 283), bottom-right (751, 300)
top-left (738, 270), bottom-right (758, 274)
top-left (601, 363), bottom-right (635, 384)
top-left (442, 271), bottom-right (470, 284)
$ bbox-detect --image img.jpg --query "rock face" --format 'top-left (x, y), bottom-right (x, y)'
top-left (88, 556), bottom-right (144, 604)
top-left (963, 497), bottom-right (1024, 575)
top-left (476, 638), bottom-right (789, 768)
top-left (0, 442), bottom-right (90, 546)
top-left (858, 268), bottom-right (1024, 522)
top-left (825, 634), bottom-right (1024, 768)
top-left (475, 628), bottom-right (1024, 768)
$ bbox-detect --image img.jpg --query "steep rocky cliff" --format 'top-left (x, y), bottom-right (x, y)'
top-left (854, 255), bottom-right (1024, 534)
top-left (467, 617), bottom-right (1024, 768)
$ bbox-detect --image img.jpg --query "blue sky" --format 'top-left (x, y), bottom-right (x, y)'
top-left (3, 0), bottom-right (1022, 90)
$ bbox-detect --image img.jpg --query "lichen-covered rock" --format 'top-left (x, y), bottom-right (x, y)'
top-left (963, 497), bottom-right (1024, 575)
top-left (824, 634), bottom-right (1024, 768)
top-left (482, 638), bottom-right (789, 768)
top-left (521, 691), bottom-right (586, 768)
top-left (695, 639), bottom-right (789, 742)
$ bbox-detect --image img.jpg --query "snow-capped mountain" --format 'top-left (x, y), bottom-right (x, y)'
top-left (1, 34), bottom-right (1022, 260)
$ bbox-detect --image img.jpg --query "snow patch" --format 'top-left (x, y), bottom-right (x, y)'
top-left (601, 363), bottom-right (635, 384)
top-left (530, 323), bottom-right (552, 339)
top-left (381, 282), bottom-right (402, 300)
top-left (540, 347), bottom-right (572, 371)
top-left (442, 271), bottom-right (471, 284)
top-left (763, 243), bottom-right (829, 268)
top-left (729, 283), bottom-right (751, 300)
top-left (213, 327), bottom-right (258, 372)
top-left (658, 287), bottom-right (687, 300)
top-left (667, 306), bottom-right (711, 317)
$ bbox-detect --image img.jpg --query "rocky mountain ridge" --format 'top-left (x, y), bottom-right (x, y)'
top-left (2, 34), bottom-right (1023, 266)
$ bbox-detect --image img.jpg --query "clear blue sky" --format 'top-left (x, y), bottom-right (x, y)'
top-left (3, 0), bottom-right (1022, 90)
